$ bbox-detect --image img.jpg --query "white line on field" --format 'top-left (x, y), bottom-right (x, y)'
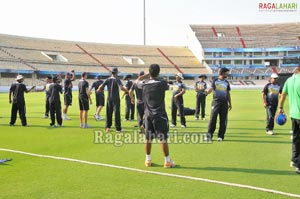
top-left (1, 148), bottom-right (299, 198)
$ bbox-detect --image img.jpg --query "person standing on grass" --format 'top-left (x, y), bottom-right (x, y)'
top-left (36, 76), bottom-right (53, 118)
top-left (63, 70), bottom-right (75, 120)
top-left (206, 68), bottom-right (232, 142)
top-left (262, 73), bottom-right (282, 135)
top-left (136, 64), bottom-right (175, 168)
top-left (78, 72), bottom-right (92, 128)
top-left (171, 73), bottom-right (186, 128)
top-left (195, 75), bottom-right (208, 121)
top-left (278, 66), bottom-right (300, 174)
top-left (97, 68), bottom-right (127, 133)
top-left (123, 74), bottom-right (135, 121)
top-left (48, 76), bottom-right (63, 127)
top-left (129, 71), bottom-right (145, 134)
top-left (9, 75), bottom-right (35, 126)
top-left (90, 74), bottom-right (104, 121)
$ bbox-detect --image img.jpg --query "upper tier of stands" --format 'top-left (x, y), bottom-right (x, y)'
top-left (0, 34), bottom-right (207, 75)
top-left (190, 22), bottom-right (300, 48)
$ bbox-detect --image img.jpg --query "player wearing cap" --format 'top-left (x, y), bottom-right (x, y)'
top-left (171, 73), bottom-right (186, 128)
top-left (90, 74), bottom-right (105, 121)
top-left (206, 68), bottom-right (232, 141)
top-left (9, 75), bottom-right (35, 126)
top-left (195, 75), bottom-right (208, 120)
top-left (48, 76), bottom-right (63, 127)
top-left (129, 71), bottom-right (145, 133)
top-left (262, 73), bottom-right (282, 135)
top-left (136, 64), bottom-right (175, 168)
top-left (123, 74), bottom-right (135, 121)
top-left (38, 76), bottom-right (53, 118)
top-left (97, 67), bottom-right (127, 132)
top-left (78, 72), bottom-right (92, 128)
top-left (63, 70), bottom-right (75, 120)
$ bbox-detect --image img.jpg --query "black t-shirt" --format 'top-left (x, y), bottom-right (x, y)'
top-left (48, 83), bottom-right (62, 104)
top-left (142, 79), bottom-right (169, 117)
top-left (102, 77), bottom-right (123, 101)
top-left (131, 82), bottom-right (143, 104)
top-left (262, 83), bottom-right (282, 106)
top-left (91, 80), bottom-right (104, 96)
top-left (78, 79), bottom-right (89, 100)
top-left (10, 83), bottom-right (28, 103)
top-left (195, 81), bottom-right (207, 94)
top-left (64, 79), bottom-right (73, 95)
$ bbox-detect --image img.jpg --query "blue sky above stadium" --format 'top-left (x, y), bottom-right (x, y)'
top-left (0, 0), bottom-right (299, 46)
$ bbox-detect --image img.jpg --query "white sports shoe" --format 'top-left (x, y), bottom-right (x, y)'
top-left (170, 124), bottom-right (176, 128)
top-left (217, 137), bottom-right (223, 142)
top-left (266, 130), bottom-right (274, 135)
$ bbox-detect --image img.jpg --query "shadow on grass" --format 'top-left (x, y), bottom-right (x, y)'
top-left (176, 165), bottom-right (295, 176)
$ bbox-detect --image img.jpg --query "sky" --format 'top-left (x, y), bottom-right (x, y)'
top-left (0, 0), bottom-right (299, 46)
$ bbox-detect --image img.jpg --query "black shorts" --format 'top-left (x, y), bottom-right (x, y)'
top-left (79, 98), bottom-right (89, 111)
top-left (145, 113), bottom-right (169, 141)
top-left (96, 94), bottom-right (105, 107)
top-left (64, 94), bottom-right (72, 106)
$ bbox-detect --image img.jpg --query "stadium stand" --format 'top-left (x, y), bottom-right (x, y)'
top-left (0, 33), bottom-right (207, 86)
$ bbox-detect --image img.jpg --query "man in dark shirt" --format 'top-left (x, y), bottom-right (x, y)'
top-left (97, 68), bottom-right (127, 133)
top-left (123, 74), bottom-right (135, 121)
top-left (78, 72), bottom-right (92, 128)
top-left (129, 71), bottom-right (145, 133)
top-left (171, 73), bottom-right (186, 128)
top-left (206, 68), bottom-right (232, 141)
top-left (262, 73), bottom-right (282, 135)
top-left (136, 64), bottom-right (175, 168)
top-left (195, 75), bottom-right (207, 120)
top-left (48, 76), bottom-right (63, 127)
top-left (90, 75), bottom-right (105, 121)
top-left (63, 70), bottom-right (75, 120)
top-left (9, 75), bottom-right (35, 126)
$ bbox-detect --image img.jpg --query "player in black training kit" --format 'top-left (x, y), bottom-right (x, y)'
top-left (195, 75), bottom-right (207, 120)
top-left (262, 73), bottom-right (282, 135)
top-left (206, 68), bottom-right (232, 142)
top-left (90, 74), bottom-right (104, 121)
top-left (78, 72), bottom-right (92, 128)
top-left (63, 70), bottom-right (75, 120)
top-left (9, 75), bottom-right (35, 126)
top-left (129, 71), bottom-right (145, 134)
top-left (48, 76), bottom-right (63, 127)
top-left (136, 64), bottom-right (175, 168)
top-left (171, 73), bottom-right (186, 128)
top-left (123, 74), bottom-right (135, 121)
top-left (97, 68), bottom-right (127, 133)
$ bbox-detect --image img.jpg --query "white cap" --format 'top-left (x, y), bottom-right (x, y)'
top-left (176, 73), bottom-right (184, 80)
top-left (270, 73), bottom-right (278, 79)
top-left (15, 75), bottom-right (24, 81)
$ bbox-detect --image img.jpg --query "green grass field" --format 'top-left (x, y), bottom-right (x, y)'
top-left (0, 89), bottom-right (299, 199)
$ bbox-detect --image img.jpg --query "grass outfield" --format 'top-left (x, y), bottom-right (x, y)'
top-left (0, 89), bottom-right (299, 199)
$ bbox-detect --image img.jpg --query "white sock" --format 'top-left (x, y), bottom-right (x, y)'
top-left (62, 113), bottom-right (66, 117)
top-left (146, 154), bottom-right (151, 161)
top-left (165, 156), bottom-right (170, 163)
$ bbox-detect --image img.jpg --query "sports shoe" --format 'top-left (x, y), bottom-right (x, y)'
top-left (63, 116), bottom-right (71, 120)
top-left (217, 137), bottom-right (223, 142)
top-left (181, 125), bottom-right (186, 128)
top-left (93, 114), bottom-right (99, 121)
top-left (98, 116), bottom-right (104, 120)
top-left (290, 161), bottom-right (297, 168)
top-left (202, 117), bottom-right (206, 121)
top-left (50, 124), bottom-right (56, 128)
top-left (43, 115), bottom-right (49, 118)
top-left (290, 130), bottom-right (293, 134)
top-left (83, 124), bottom-right (91, 128)
top-left (195, 117), bottom-right (199, 120)
top-left (164, 160), bottom-right (176, 168)
top-left (9, 123), bottom-right (15, 126)
top-left (296, 168), bottom-right (300, 174)
top-left (145, 160), bottom-right (152, 167)
top-left (57, 124), bottom-right (62, 127)
top-left (116, 129), bottom-right (124, 133)
top-left (105, 128), bottom-right (110, 133)
top-left (80, 124), bottom-right (84, 128)
top-left (170, 124), bottom-right (176, 128)
top-left (266, 130), bottom-right (274, 135)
